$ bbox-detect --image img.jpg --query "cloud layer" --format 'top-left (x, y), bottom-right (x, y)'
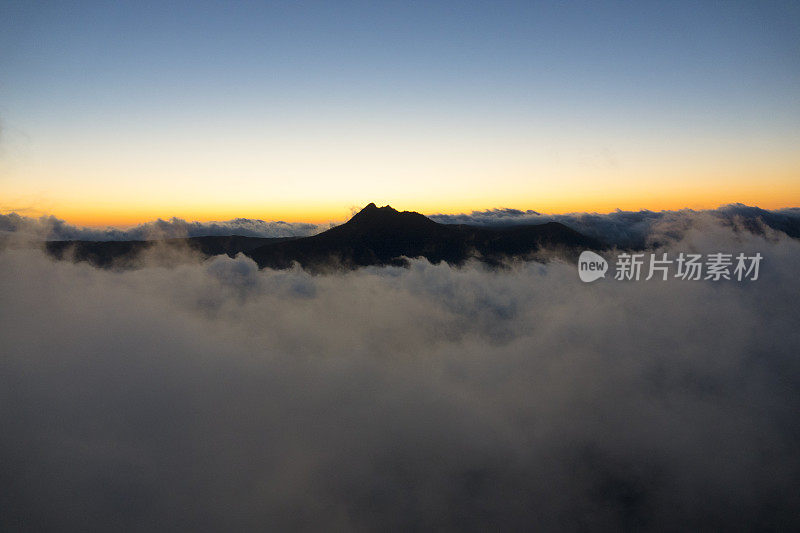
top-left (1, 215), bottom-right (799, 531)
top-left (430, 204), bottom-right (800, 248)
top-left (0, 213), bottom-right (331, 241)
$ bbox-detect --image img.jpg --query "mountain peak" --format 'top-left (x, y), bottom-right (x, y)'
top-left (350, 203), bottom-right (398, 220)
top-left (358, 202), bottom-right (395, 214)
top-left (345, 203), bottom-right (435, 229)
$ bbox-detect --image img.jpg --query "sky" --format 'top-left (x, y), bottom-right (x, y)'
top-left (1, 0), bottom-right (799, 226)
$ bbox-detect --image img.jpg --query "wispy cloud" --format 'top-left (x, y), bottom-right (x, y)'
top-left (0, 213), bottom-right (332, 241)
top-left (430, 204), bottom-right (800, 247)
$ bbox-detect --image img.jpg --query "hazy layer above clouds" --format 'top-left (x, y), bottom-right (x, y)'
top-left (0, 213), bottom-right (331, 241)
top-left (1, 214), bottom-right (799, 531)
top-left (430, 204), bottom-right (800, 248)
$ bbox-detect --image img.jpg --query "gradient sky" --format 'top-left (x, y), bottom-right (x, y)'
top-left (1, 0), bottom-right (799, 226)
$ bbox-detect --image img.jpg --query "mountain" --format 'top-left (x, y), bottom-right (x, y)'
top-left (246, 203), bottom-right (601, 269)
top-left (38, 203), bottom-right (602, 269)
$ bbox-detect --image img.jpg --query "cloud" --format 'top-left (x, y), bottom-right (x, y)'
top-left (429, 204), bottom-right (800, 248)
top-left (1, 215), bottom-right (799, 530)
top-left (0, 212), bottom-right (332, 241)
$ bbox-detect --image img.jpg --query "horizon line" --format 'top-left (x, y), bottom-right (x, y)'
top-left (3, 201), bottom-right (800, 231)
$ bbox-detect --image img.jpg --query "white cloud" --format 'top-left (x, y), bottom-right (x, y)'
top-left (430, 204), bottom-right (800, 248)
top-left (0, 213), bottom-right (332, 241)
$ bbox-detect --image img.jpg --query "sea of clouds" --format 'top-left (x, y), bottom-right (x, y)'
top-left (1, 211), bottom-right (799, 531)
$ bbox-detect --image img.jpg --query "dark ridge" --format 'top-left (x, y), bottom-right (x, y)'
top-left (246, 203), bottom-right (603, 270)
top-left (36, 203), bottom-right (604, 270)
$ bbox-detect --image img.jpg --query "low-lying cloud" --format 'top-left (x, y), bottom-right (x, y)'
top-left (0, 213), bottom-right (331, 241)
top-left (1, 214), bottom-right (799, 531)
top-left (430, 204), bottom-right (800, 248)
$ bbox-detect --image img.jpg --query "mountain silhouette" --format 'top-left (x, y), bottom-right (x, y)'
top-left (39, 203), bottom-right (602, 269)
top-left (246, 203), bottom-right (601, 269)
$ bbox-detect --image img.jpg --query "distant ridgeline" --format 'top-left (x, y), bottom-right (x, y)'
top-left (40, 203), bottom-right (603, 270)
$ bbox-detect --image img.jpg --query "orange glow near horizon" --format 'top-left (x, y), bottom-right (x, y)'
top-left (4, 106), bottom-right (799, 228)
top-left (3, 130), bottom-right (798, 228)
top-left (9, 186), bottom-right (799, 229)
